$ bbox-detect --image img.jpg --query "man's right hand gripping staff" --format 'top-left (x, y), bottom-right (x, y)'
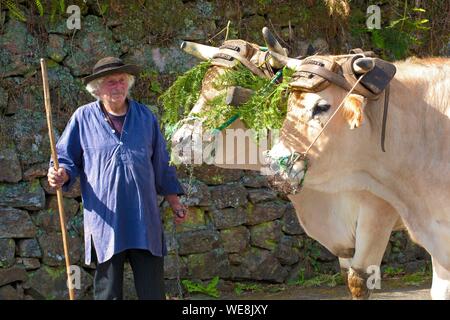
top-left (47, 167), bottom-right (69, 188)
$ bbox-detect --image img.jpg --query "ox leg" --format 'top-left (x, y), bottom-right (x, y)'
top-left (338, 258), bottom-right (352, 288)
top-left (347, 267), bottom-right (373, 300)
top-left (430, 257), bottom-right (450, 300)
top-left (348, 196), bottom-right (398, 300)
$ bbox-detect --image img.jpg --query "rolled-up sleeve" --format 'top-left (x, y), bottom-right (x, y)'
top-left (49, 113), bottom-right (82, 192)
top-left (151, 115), bottom-right (185, 196)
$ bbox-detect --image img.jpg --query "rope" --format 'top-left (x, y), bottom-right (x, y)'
top-left (224, 20), bottom-right (231, 41)
top-left (172, 163), bottom-right (195, 299)
top-left (264, 73), bottom-right (366, 194)
top-left (266, 151), bottom-right (309, 193)
top-left (171, 217), bottom-right (183, 299)
top-left (207, 20), bottom-right (231, 45)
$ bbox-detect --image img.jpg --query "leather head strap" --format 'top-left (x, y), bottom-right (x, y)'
top-left (210, 40), bottom-right (273, 79)
top-left (289, 51), bottom-right (396, 101)
top-left (290, 56), bottom-right (340, 92)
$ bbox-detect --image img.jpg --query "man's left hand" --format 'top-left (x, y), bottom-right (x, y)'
top-left (165, 195), bottom-right (188, 224)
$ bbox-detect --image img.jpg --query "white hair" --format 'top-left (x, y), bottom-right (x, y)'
top-left (85, 74), bottom-right (135, 100)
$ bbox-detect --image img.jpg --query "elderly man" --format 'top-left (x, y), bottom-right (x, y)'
top-left (47, 57), bottom-right (187, 300)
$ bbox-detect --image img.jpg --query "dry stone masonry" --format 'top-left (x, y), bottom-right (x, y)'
top-left (0, 0), bottom-right (439, 300)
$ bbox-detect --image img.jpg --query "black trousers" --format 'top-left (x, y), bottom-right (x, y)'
top-left (93, 249), bottom-right (165, 300)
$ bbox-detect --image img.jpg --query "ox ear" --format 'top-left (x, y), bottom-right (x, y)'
top-left (342, 94), bottom-right (367, 129)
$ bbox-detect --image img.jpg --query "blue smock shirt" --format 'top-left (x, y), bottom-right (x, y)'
top-left (52, 99), bottom-right (184, 265)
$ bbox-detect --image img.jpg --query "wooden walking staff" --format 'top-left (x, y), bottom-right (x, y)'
top-left (40, 58), bottom-right (75, 300)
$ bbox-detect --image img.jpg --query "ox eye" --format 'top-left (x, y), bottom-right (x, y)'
top-left (312, 103), bottom-right (331, 117)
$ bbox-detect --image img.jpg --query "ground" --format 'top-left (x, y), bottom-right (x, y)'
top-left (228, 280), bottom-right (431, 300)
top-left (185, 277), bottom-right (432, 300)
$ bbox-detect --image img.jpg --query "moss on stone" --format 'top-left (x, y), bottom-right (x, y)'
top-left (211, 175), bottom-right (224, 184)
top-left (29, 179), bottom-right (41, 193)
top-left (46, 59), bottom-right (60, 68)
top-left (246, 202), bottom-right (254, 215)
top-left (43, 265), bottom-right (65, 281)
top-left (264, 239), bottom-right (277, 250)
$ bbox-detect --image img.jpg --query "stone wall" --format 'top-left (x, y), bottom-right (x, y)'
top-left (1, 0), bottom-right (442, 299)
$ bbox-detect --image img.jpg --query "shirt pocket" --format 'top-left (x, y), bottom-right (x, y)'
top-left (127, 145), bottom-right (151, 170)
top-left (126, 130), bottom-right (153, 161)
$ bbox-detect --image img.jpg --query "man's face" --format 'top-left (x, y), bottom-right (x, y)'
top-left (97, 73), bottom-right (129, 105)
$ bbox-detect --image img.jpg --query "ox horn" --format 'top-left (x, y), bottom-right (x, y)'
top-left (269, 51), bottom-right (303, 71)
top-left (262, 27), bottom-right (288, 69)
top-left (180, 41), bottom-right (219, 61)
top-left (352, 57), bottom-right (375, 74)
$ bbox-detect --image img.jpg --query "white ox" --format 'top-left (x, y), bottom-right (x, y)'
top-left (265, 53), bottom-right (450, 299)
top-left (171, 30), bottom-right (404, 299)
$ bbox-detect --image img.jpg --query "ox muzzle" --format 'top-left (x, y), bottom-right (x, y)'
top-left (263, 150), bottom-right (309, 195)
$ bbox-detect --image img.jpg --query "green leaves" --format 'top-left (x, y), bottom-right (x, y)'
top-left (350, 3), bottom-right (432, 60)
top-left (50, 0), bottom-right (66, 23)
top-left (98, 3), bottom-right (109, 16)
top-left (370, 6), bottom-right (430, 60)
top-left (199, 65), bottom-right (293, 137)
top-left (5, 0), bottom-right (26, 22)
top-left (59, 0), bottom-right (65, 12)
top-left (234, 282), bottom-right (262, 295)
top-left (35, 0), bottom-right (44, 16)
top-left (212, 64), bottom-right (268, 92)
top-left (412, 7), bottom-right (426, 13)
top-left (182, 276), bottom-right (220, 298)
top-left (293, 271), bottom-right (344, 288)
top-left (159, 60), bottom-right (293, 143)
top-left (4, 0), bottom-right (65, 21)
top-left (159, 61), bottom-right (211, 129)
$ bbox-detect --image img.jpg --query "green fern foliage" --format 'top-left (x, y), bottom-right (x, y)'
top-left (4, 0), bottom-right (59, 20)
top-left (59, 0), bottom-right (65, 13)
top-left (159, 61), bottom-right (211, 128)
top-left (5, 0), bottom-right (26, 22)
top-left (50, 0), bottom-right (58, 22)
top-left (35, 0), bottom-right (44, 16)
top-left (160, 61), bottom-right (293, 140)
top-left (49, 0), bottom-right (65, 22)
top-left (212, 63), bottom-right (269, 93)
top-left (198, 65), bottom-right (294, 135)
top-left (182, 276), bottom-right (220, 298)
